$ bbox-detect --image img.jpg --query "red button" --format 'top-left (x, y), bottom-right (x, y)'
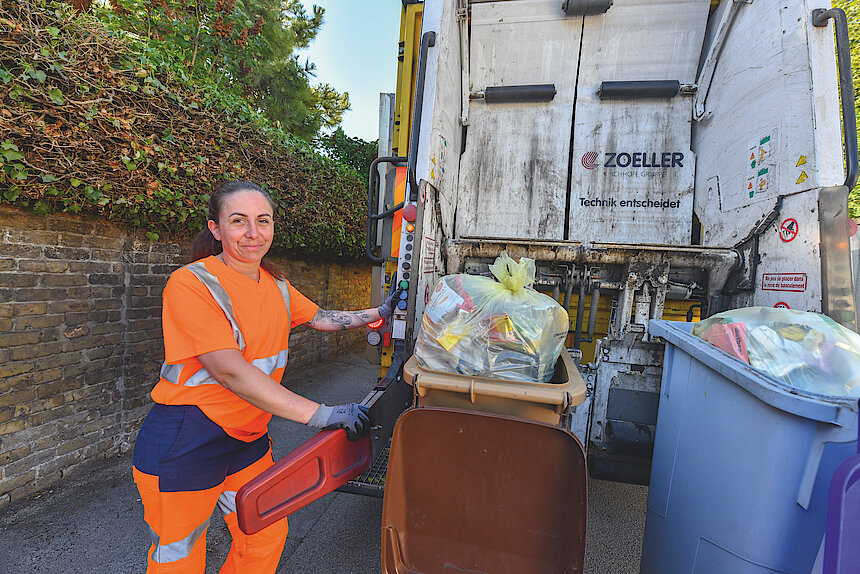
top-left (403, 204), bottom-right (417, 222)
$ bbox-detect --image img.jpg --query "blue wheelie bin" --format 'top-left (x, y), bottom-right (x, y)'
top-left (641, 320), bottom-right (859, 574)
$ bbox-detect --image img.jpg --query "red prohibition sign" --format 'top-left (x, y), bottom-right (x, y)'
top-left (774, 302), bottom-right (790, 309)
top-left (779, 218), bottom-right (799, 242)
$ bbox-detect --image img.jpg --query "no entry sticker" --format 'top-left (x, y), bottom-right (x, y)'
top-left (779, 218), bottom-right (798, 242)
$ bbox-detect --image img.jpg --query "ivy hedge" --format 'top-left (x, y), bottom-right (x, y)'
top-left (0, 1), bottom-right (368, 258)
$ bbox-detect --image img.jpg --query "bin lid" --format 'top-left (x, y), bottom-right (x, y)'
top-left (236, 429), bottom-right (371, 535)
top-left (382, 407), bottom-right (587, 574)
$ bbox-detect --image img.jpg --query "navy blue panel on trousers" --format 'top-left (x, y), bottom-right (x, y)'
top-left (132, 403), bottom-right (270, 492)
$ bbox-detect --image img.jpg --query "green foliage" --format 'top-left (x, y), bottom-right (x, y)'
top-left (0, 0), bottom-right (367, 259)
top-left (315, 127), bottom-right (378, 179)
top-left (99, 0), bottom-right (350, 141)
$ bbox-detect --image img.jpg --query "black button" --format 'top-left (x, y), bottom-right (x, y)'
top-left (406, 234), bottom-right (414, 241)
top-left (405, 253), bottom-right (412, 260)
top-left (402, 262), bottom-right (411, 270)
top-left (403, 272), bottom-right (410, 280)
top-left (405, 244), bottom-right (412, 251)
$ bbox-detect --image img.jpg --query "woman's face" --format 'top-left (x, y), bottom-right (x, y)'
top-left (208, 189), bottom-right (274, 266)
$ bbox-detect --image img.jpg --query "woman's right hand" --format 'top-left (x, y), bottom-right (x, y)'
top-left (307, 403), bottom-right (371, 441)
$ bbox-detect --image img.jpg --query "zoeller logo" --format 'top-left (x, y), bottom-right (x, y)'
top-left (581, 151), bottom-right (599, 170)
top-left (581, 151), bottom-right (685, 169)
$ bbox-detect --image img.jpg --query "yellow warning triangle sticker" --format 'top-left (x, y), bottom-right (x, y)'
top-left (796, 155), bottom-right (807, 167)
top-left (748, 182), bottom-right (753, 189)
top-left (796, 171), bottom-right (808, 185)
top-left (750, 152), bottom-right (756, 160)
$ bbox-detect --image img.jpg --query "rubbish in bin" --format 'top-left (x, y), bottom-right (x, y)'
top-left (415, 254), bottom-right (568, 383)
top-left (691, 307), bottom-right (860, 397)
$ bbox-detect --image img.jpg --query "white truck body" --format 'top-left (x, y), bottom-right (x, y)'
top-left (375, 0), bottom-right (857, 483)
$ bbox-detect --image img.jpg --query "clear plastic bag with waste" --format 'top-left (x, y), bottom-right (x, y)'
top-left (690, 307), bottom-right (860, 397)
top-left (415, 255), bottom-right (569, 383)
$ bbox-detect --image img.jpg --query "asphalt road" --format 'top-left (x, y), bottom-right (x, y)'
top-left (0, 352), bottom-right (648, 573)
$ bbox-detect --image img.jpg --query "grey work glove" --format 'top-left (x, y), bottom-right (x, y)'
top-left (377, 286), bottom-right (404, 320)
top-left (307, 403), bottom-right (371, 441)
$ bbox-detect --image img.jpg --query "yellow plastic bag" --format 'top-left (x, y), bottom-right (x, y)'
top-left (415, 255), bottom-right (569, 383)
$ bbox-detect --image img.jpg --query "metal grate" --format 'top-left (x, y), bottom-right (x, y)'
top-left (337, 442), bottom-right (391, 498)
top-left (353, 445), bottom-right (390, 486)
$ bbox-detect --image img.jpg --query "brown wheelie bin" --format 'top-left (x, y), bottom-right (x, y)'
top-left (383, 351), bottom-right (588, 573)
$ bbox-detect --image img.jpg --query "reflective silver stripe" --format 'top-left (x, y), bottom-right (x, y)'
top-left (182, 367), bottom-right (221, 387)
top-left (185, 261), bottom-right (246, 351)
top-left (273, 278), bottom-right (292, 326)
top-left (251, 349), bottom-right (289, 375)
top-left (218, 490), bottom-right (237, 515)
top-left (160, 363), bottom-right (220, 387)
top-left (147, 518), bottom-right (209, 564)
top-left (160, 362), bottom-right (183, 384)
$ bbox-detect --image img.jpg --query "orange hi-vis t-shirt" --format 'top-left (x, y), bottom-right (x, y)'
top-left (150, 256), bottom-right (319, 441)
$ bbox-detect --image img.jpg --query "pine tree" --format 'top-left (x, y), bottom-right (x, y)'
top-left (102, 0), bottom-right (349, 140)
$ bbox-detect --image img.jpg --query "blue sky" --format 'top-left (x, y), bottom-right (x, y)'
top-left (298, 1), bottom-right (402, 142)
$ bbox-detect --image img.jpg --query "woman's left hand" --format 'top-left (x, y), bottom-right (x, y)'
top-left (377, 287), bottom-right (403, 319)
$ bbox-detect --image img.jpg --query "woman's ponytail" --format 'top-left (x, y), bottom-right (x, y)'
top-left (189, 225), bottom-right (222, 263)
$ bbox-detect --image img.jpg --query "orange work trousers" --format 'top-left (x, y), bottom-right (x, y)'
top-left (133, 449), bottom-right (287, 574)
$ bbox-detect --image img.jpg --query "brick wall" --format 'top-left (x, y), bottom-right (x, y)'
top-left (0, 205), bottom-right (371, 506)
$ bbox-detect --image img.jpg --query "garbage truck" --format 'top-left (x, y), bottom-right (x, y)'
top-left (362, 0), bottom-right (858, 483)
top-left (235, 0), bottom-right (859, 572)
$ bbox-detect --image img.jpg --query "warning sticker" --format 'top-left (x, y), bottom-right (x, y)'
top-left (744, 130), bottom-right (777, 203)
top-left (779, 218), bottom-right (798, 242)
top-left (422, 237), bottom-right (436, 274)
top-left (762, 273), bottom-right (807, 292)
top-left (774, 302), bottom-right (790, 309)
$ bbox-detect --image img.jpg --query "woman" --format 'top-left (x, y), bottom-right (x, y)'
top-left (132, 181), bottom-right (401, 573)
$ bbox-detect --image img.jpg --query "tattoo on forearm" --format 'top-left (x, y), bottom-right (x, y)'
top-left (308, 309), bottom-right (373, 331)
